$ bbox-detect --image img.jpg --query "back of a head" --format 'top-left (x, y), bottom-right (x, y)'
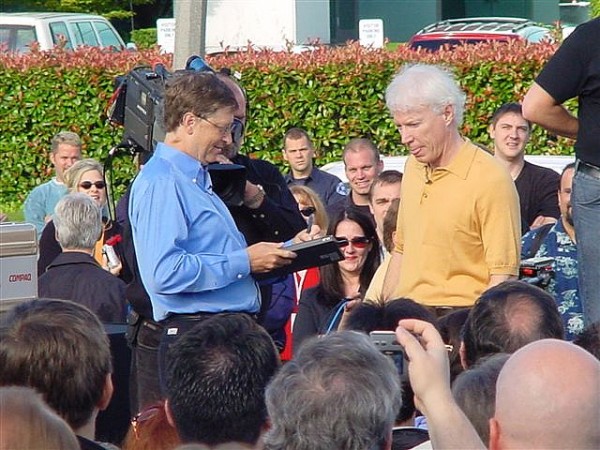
top-left (166, 314), bottom-right (280, 446)
top-left (122, 401), bottom-right (181, 450)
top-left (344, 298), bottom-right (436, 424)
top-left (494, 339), bottom-right (600, 449)
top-left (0, 298), bottom-right (111, 430)
top-left (462, 281), bottom-right (564, 367)
top-left (452, 353), bottom-right (509, 445)
top-left (385, 63), bottom-right (466, 127)
top-left (0, 386), bottom-right (80, 450)
top-left (264, 331), bottom-right (401, 450)
top-left (54, 192), bottom-right (103, 251)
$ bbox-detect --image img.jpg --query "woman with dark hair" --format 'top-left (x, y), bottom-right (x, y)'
top-left (292, 207), bottom-right (380, 352)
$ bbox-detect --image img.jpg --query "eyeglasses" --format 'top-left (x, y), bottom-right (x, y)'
top-left (335, 236), bottom-right (371, 249)
top-left (79, 181), bottom-right (106, 190)
top-left (300, 206), bottom-right (316, 217)
top-left (231, 117), bottom-right (245, 144)
top-left (199, 115), bottom-right (235, 136)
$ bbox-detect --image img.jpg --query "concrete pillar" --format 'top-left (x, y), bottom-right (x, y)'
top-left (173, 0), bottom-right (208, 70)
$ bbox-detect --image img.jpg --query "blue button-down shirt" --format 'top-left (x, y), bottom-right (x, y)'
top-left (521, 220), bottom-right (583, 340)
top-left (129, 143), bottom-right (260, 321)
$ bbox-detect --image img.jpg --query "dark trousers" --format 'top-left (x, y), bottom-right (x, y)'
top-left (127, 314), bottom-right (163, 415)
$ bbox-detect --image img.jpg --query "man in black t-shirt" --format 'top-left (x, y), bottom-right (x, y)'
top-left (523, 18), bottom-right (600, 327)
top-left (489, 103), bottom-right (560, 235)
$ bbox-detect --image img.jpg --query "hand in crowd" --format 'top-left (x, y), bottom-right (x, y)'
top-left (247, 242), bottom-right (296, 274)
top-left (530, 214), bottom-right (557, 230)
top-left (101, 253), bottom-right (123, 277)
top-left (395, 319), bottom-right (452, 415)
top-left (291, 225), bottom-right (322, 244)
top-left (337, 295), bottom-right (362, 331)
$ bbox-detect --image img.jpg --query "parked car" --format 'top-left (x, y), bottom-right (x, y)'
top-left (0, 12), bottom-right (128, 53)
top-left (322, 154), bottom-right (575, 182)
top-left (408, 17), bottom-right (552, 51)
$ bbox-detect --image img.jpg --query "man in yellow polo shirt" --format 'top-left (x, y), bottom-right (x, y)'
top-left (381, 64), bottom-right (521, 312)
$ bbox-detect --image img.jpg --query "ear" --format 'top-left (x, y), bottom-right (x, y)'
top-left (489, 417), bottom-right (501, 450)
top-left (181, 112), bottom-right (196, 134)
top-left (97, 374), bottom-right (114, 411)
top-left (459, 341), bottom-right (469, 370)
top-left (164, 398), bottom-right (177, 429)
top-left (488, 122), bottom-right (496, 139)
top-left (377, 159), bottom-right (384, 173)
top-left (443, 104), bottom-right (455, 126)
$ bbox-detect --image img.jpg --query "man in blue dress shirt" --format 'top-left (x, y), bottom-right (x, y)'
top-left (128, 72), bottom-right (296, 382)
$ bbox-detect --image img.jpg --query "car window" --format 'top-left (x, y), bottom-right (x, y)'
top-left (94, 21), bottom-right (123, 49)
top-left (49, 21), bottom-right (73, 49)
top-left (73, 21), bottom-right (99, 46)
top-left (0, 25), bottom-right (37, 53)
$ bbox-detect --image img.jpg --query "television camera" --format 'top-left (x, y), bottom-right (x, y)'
top-left (105, 56), bottom-right (247, 206)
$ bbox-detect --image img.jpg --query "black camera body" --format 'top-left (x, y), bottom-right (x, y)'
top-left (519, 256), bottom-right (554, 288)
top-left (107, 59), bottom-right (247, 206)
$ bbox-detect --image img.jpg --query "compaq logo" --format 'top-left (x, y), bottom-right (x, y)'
top-left (8, 273), bottom-right (32, 282)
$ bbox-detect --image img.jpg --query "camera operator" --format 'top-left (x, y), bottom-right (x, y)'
top-left (521, 163), bottom-right (584, 340)
top-left (128, 71), bottom-right (298, 396)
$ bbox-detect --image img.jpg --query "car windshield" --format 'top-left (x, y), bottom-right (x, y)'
top-left (0, 25), bottom-right (37, 53)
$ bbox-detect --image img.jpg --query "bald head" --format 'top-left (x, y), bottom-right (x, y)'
top-left (491, 339), bottom-right (600, 449)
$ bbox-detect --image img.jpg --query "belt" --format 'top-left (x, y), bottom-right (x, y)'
top-left (162, 311), bottom-right (258, 324)
top-left (576, 160), bottom-right (600, 180)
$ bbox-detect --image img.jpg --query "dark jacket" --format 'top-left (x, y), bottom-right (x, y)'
top-left (38, 252), bottom-right (127, 323)
top-left (38, 218), bottom-right (130, 282)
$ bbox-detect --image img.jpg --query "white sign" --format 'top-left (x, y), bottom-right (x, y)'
top-left (157, 18), bottom-right (176, 53)
top-left (359, 19), bottom-right (384, 49)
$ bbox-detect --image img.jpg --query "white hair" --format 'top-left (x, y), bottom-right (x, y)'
top-left (385, 64), bottom-right (466, 127)
top-left (54, 193), bottom-right (102, 250)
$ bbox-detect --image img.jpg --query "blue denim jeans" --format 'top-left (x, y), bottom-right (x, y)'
top-left (572, 166), bottom-right (600, 326)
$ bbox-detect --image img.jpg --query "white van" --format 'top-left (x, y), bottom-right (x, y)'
top-left (0, 12), bottom-right (127, 53)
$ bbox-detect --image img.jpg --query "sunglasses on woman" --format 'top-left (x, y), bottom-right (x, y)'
top-left (300, 206), bottom-right (316, 217)
top-left (335, 236), bottom-right (371, 249)
top-left (79, 181), bottom-right (106, 190)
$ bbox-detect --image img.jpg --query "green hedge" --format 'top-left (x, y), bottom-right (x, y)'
top-left (0, 41), bottom-right (574, 213)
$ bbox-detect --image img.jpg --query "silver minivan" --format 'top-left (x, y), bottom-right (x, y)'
top-left (0, 12), bottom-right (127, 53)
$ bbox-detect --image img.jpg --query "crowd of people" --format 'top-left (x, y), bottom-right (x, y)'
top-left (1, 16), bottom-right (599, 450)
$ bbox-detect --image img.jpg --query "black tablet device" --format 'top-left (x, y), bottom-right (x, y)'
top-left (255, 235), bottom-right (344, 280)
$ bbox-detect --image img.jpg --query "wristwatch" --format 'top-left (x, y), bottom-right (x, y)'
top-left (245, 184), bottom-right (265, 209)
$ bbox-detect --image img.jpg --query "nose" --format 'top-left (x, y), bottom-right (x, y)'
top-left (222, 130), bottom-right (233, 145)
top-left (400, 131), bottom-right (412, 146)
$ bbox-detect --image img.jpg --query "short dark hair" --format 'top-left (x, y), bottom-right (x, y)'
top-left (438, 308), bottom-right (470, 383)
top-left (166, 314), bottom-right (280, 446)
top-left (490, 102), bottom-right (530, 129)
top-left (0, 298), bottom-right (112, 429)
top-left (368, 170), bottom-right (403, 202)
top-left (344, 298), bottom-right (437, 424)
top-left (574, 321), bottom-right (600, 361)
top-left (559, 162), bottom-right (576, 189)
top-left (264, 331), bottom-right (401, 450)
top-left (452, 353), bottom-right (510, 444)
top-left (163, 71), bottom-right (238, 133)
top-left (462, 281), bottom-right (564, 367)
top-left (342, 138), bottom-right (380, 165)
top-left (319, 207), bottom-right (380, 305)
top-left (283, 127), bottom-right (313, 146)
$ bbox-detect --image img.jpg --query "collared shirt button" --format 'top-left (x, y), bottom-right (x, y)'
top-left (259, 214), bottom-right (265, 219)
top-left (274, 231), bottom-right (279, 235)
top-left (237, 274), bottom-right (243, 279)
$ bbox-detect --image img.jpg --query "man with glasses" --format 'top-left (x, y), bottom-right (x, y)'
top-left (282, 127), bottom-right (347, 206)
top-left (128, 72), bottom-right (297, 384)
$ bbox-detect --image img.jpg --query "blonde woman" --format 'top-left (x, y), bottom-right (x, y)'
top-left (38, 158), bottom-right (126, 279)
